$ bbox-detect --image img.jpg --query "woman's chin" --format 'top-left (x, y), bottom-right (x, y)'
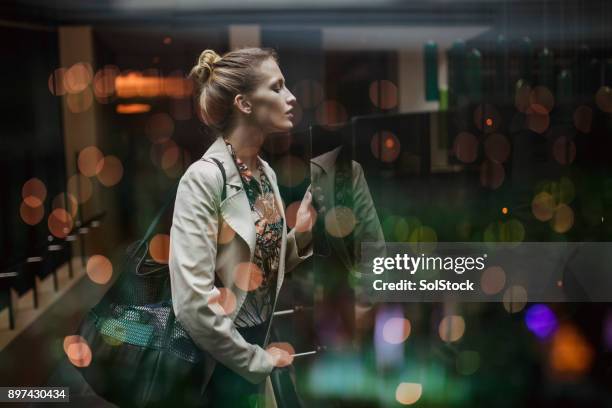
top-left (276, 122), bottom-right (294, 133)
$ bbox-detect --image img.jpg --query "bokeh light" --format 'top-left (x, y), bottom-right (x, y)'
top-left (64, 62), bottom-right (93, 94)
top-left (595, 85), bottom-right (612, 113)
top-left (573, 105), bottom-right (593, 133)
top-left (48, 208), bottom-right (73, 239)
top-left (139, 69), bottom-right (163, 98)
top-left (369, 80), bottom-right (398, 110)
top-left (66, 87), bottom-right (93, 113)
top-left (371, 131), bottom-right (401, 163)
top-left (474, 104), bottom-right (501, 132)
top-left (163, 70), bottom-right (194, 99)
top-left (325, 206), bottom-right (356, 238)
top-left (67, 174), bottom-right (93, 204)
top-left (78, 146), bottom-right (105, 177)
top-left (481, 266), bottom-right (506, 295)
top-left (484, 219), bottom-right (525, 243)
top-left (64, 335), bottom-right (92, 367)
top-left (22, 178), bottom-right (47, 206)
top-left (292, 79), bottom-right (324, 109)
top-left (537, 177), bottom-right (575, 206)
top-left (63, 335), bottom-right (83, 355)
top-left (438, 315), bottom-right (465, 342)
top-left (149, 234), bottom-right (170, 264)
top-left (208, 287), bottom-right (237, 316)
top-left (550, 203), bottom-right (574, 233)
top-left (355, 303), bottom-right (375, 330)
top-left (116, 104), bottom-right (151, 114)
top-left (86, 255), bottom-right (113, 285)
top-left (162, 149), bottom-right (184, 178)
top-left (525, 304), bottom-right (558, 339)
top-left (529, 86), bottom-right (555, 114)
top-left (395, 383), bottom-right (422, 405)
top-left (97, 155), bottom-right (124, 187)
top-left (382, 317), bottom-right (411, 344)
top-left (408, 226), bottom-right (437, 254)
top-left (552, 136), bottom-right (576, 165)
top-left (484, 133), bottom-right (510, 163)
top-left (532, 191), bottom-right (556, 221)
top-left (234, 262), bottom-right (264, 292)
top-left (93, 65), bottom-right (119, 100)
top-left (393, 216), bottom-right (422, 242)
top-left (150, 140), bottom-right (176, 168)
top-left (480, 160), bottom-right (505, 189)
top-left (161, 143), bottom-right (180, 170)
top-left (145, 112), bottom-right (174, 144)
top-left (23, 196), bottom-right (42, 208)
top-left (526, 110), bottom-right (550, 134)
top-left (52, 193), bottom-right (78, 218)
top-left (48, 68), bottom-right (67, 96)
top-left (285, 200), bottom-right (317, 232)
top-left (20, 201), bottom-right (44, 226)
top-left (315, 100), bottom-right (348, 129)
top-left (218, 220), bottom-right (236, 245)
top-left (116, 71), bottom-right (141, 98)
top-left (515, 81), bottom-right (531, 112)
top-left (275, 155), bottom-right (307, 188)
top-left (514, 79), bottom-right (531, 113)
top-left (550, 324), bottom-right (594, 377)
top-left (453, 131), bottom-right (478, 163)
top-left (503, 285), bottom-right (528, 313)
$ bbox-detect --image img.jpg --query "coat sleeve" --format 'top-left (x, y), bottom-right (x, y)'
top-left (351, 161), bottom-right (385, 263)
top-left (285, 228), bottom-right (313, 273)
top-left (169, 160), bottom-right (274, 384)
top-left (351, 161), bottom-right (386, 304)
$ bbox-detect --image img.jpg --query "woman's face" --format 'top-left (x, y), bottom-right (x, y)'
top-left (247, 58), bottom-right (297, 133)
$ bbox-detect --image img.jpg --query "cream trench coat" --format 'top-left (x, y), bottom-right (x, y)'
top-left (168, 136), bottom-right (312, 405)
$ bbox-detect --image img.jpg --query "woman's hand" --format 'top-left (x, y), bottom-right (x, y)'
top-left (265, 346), bottom-right (294, 368)
top-left (294, 186), bottom-right (316, 233)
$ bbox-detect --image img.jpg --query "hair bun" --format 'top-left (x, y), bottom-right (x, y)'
top-left (191, 49), bottom-right (222, 85)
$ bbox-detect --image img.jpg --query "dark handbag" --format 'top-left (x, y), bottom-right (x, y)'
top-left (76, 158), bottom-right (227, 408)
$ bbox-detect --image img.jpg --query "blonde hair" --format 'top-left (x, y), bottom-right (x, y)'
top-left (189, 47), bottom-right (278, 133)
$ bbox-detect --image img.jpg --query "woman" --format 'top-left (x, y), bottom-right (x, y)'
top-left (169, 47), bottom-right (313, 407)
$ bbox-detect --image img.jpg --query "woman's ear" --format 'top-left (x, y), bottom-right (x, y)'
top-left (234, 94), bottom-right (252, 115)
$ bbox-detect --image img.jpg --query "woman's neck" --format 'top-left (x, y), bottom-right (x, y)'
top-left (223, 124), bottom-right (264, 170)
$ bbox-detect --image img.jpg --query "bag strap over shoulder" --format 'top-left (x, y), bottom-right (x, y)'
top-left (139, 157), bottom-right (226, 251)
top-left (202, 157), bottom-right (227, 201)
top-left (140, 181), bottom-right (179, 246)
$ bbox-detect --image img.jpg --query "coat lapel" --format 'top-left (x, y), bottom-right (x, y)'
top-left (259, 159), bottom-right (287, 296)
top-left (203, 137), bottom-right (256, 259)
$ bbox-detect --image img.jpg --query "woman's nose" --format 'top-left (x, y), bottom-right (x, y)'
top-left (286, 90), bottom-right (297, 105)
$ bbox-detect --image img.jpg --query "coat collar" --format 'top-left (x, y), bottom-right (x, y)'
top-left (201, 136), bottom-right (286, 258)
top-left (202, 136), bottom-right (244, 190)
top-left (202, 136), bottom-right (278, 192)
top-left (310, 146), bottom-right (342, 175)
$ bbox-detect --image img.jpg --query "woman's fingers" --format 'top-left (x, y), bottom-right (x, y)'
top-left (265, 346), bottom-right (294, 367)
top-left (295, 188), bottom-right (315, 232)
